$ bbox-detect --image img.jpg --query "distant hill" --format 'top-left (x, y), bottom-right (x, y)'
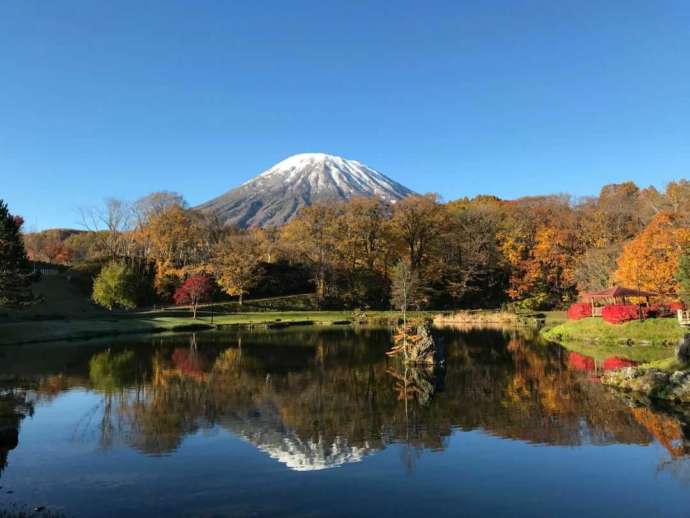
top-left (197, 153), bottom-right (414, 228)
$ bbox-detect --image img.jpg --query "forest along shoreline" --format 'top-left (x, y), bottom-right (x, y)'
top-left (2, 185), bottom-right (689, 397)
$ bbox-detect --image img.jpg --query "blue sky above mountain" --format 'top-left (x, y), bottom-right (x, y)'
top-left (2, 1), bottom-right (689, 230)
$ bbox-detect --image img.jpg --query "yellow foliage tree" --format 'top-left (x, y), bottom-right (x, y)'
top-left (614, 213), bottom-right (690, 296)
top-left (213, 234), bottom-right (262, 305)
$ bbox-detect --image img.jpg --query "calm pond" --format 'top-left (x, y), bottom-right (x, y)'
top-left (1, 326), bottom-right (690, 517)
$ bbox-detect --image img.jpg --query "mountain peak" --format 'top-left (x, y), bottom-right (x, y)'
top-left (256, 153), bottom-right (350, 179)
top-left (198, 153), bottom-right (414, 228)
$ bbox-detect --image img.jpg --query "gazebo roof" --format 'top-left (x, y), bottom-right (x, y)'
top-left (580, 286), bottom-right (658, 301)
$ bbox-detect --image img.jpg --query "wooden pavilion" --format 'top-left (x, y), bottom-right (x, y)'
top-left (579, 286), bottom-right (657, 317)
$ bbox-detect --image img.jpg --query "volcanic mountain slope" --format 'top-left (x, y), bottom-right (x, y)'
top-left (197, 153), bottom-right (414, 228)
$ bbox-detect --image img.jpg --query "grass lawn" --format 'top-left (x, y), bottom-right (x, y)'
top-left (638, 356), bottom-right (686, 372)
top-left (543, 316), bottom-right (686, 346)
top-left (540, 310), bottom-right (568, 329)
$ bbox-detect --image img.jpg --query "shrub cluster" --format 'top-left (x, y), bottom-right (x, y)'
top-left (601, 304), bottom-right (645, 324)
top-left (567, 302), bottom-right (592, 320)
top-left (648, 301), bottom-right (685, 318)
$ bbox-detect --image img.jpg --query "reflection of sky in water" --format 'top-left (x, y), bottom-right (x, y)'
top-left (2, 328), bottom-right (690, 516)
top-left (7, 390), bottom-right (690, 517)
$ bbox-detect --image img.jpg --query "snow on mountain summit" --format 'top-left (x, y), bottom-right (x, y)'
top-left (198, 153), bottom-right (414, 228)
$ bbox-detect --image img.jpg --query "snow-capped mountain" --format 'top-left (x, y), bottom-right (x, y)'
top-left (197, 153), bottom-right (414, 228)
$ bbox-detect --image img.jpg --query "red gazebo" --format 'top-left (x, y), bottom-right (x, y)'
top-left (579, 286), bottom-right (657, 317)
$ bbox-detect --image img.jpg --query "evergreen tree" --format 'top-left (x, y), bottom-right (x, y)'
top-left (0, 200), bottom-right (33, 307)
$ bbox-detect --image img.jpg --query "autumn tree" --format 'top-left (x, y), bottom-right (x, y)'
top-left (62, 231), bottom-right (110, 264)
top-left (390, 259), bottom-right (423, 322)
top-left (174, 275), bottom-right (214, 319)
top-left (0, 201), bottom-right (33, 307)
top-left (281, 204), bottom-right (340, 302)
top-left (23, 229), bottom-right (78, 264)
top-left (140, 205), bottom-right (221, 298)
top-left (330, 198), bottom-right (393, 307)
top-left (440, 204), bottom-right (507, 306)
top-left (675, 249), bottom-right (690, 305)
top-left (614, 213), bottom-right (690, 296)
top-left (214, 234), bottom-right (262, 305)
top-left (133, 191), bottom-right (187, 225)
top-left (638, 180), bottom-right (690, 224)
top-left (92, 262), bottom-right (137, 310)
top-left (573, 243), bottom-right (622, 292)
top-left (497, 195), bottom-right (582, 306)
top-left (79, 198), bottom-right (132, 259)
top-left (390, 195), bottom-right (447, 273)
top-left (339, 198), bottom-right (391, 271)
top-left (595, 182), bottom-right (645, 245)
top-left (664, 180), bottom-right (690, 223)
top-left (252, 227), bottom-right (281, 264)
top-left (389, 194), bottom-right (448, 308)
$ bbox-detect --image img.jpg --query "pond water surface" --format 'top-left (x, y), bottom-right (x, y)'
top-left (1, 326), bottom-right (690, 517)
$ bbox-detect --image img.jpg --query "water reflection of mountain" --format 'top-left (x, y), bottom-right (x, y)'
top-left (218, 408), bottom-right (374, 471)
top-left (12, 327), bottom-right (690, 472)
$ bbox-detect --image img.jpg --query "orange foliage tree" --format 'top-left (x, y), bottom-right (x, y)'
top-left (614, 213), bottom-right (690, 296)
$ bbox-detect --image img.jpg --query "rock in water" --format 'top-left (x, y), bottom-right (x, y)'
top-left (676, 334), bottom-right (690, 364)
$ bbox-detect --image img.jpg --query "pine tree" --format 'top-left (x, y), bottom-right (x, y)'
top-left (0, 199), bottom-right (33, 307)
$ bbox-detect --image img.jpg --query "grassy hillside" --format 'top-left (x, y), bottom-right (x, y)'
top-left (2, 273), bottom-right (104, 320)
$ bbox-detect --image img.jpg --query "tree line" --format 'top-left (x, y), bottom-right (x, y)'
top-left (12, 179), bottom-right (690, 311)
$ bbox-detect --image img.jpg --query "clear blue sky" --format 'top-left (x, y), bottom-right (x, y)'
top-left (2, 1), bottom-right (689, 230)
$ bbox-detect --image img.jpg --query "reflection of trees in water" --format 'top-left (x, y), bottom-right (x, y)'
top-left (387, 365), bottom-right (444, 407)
top-left (25, 327), bottom-right (690, 472)
top-left (0, 387), bottom-right (33, 478)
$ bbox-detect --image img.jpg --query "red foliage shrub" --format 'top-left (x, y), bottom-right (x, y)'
top-left (567, 303), bottom-right (592, 320)
top-left (601, 304), bottom-right (645, 324)
top-left (647, 301), bottom-right (685, 318)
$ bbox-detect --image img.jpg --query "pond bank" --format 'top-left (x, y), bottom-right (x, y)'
top-left (602, 362), bottom-right (690, 403)
top-left (433, 309), bottom-right (567, 329)
top-left (542, 317), bottom-right (685, 347)
top-left (602, 337), bottom-right (690, 403)
top-left (0, 311), bottom-right (399, 346)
